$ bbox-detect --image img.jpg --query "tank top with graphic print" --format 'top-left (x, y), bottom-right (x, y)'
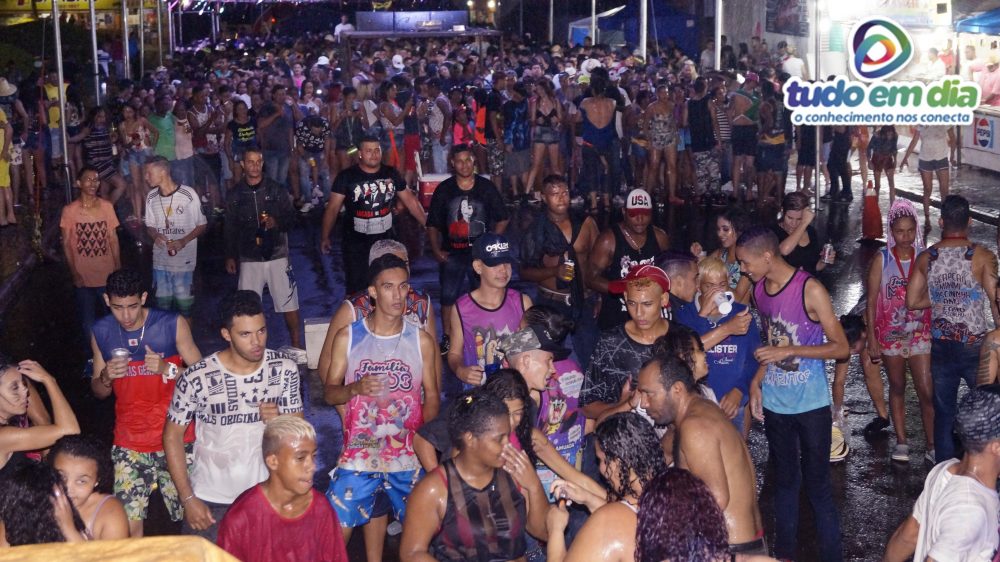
top-left (752, 269), bottom-right (829, 415)
top-left (456, 288), bottom-right (525, 389)
top-left (926, 244), bottom-right (990, 344)
top-left (874, 247), bottom-right (931, 349)
top-left (339, 318), bottom-right (424, 473)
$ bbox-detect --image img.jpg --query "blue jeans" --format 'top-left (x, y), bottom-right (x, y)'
top-left (75, 286), bottom-right (106, 343)
top-left (431, 132), bottom-right (451, 174)
top-left (297, 151), bottom-right (332, 200)
top-left (439, 252), bottom-right (476, 307)
top-left (263, 150), bottom-right (290, 188)
top-left (170, 157), bottom-right (195, 187)
top-left (930, 338), bottom-right (981, 462)
top-left (764, 406), bottom-right (842, 562)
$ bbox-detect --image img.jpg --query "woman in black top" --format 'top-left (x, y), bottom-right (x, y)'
top-left (0, 356), bottom-right (80, 480)
top-left (401, 389), bottom-right (548, 562)
top-left (774, 191), bottom-right (834, 276)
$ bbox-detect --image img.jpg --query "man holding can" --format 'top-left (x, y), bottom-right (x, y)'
top-left (224, 148), bottom-right (302, 348)
top-left (90, 268), bottom-right (202, 538)
top-left (519, 174), bottom-right (600, 368)
top-left (323, 253), bottom-right (438, 561)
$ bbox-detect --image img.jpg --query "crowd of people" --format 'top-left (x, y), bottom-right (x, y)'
top-left (0, 16), bottom-right (998, 562)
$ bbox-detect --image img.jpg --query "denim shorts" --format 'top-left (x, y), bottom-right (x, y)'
top-left (918, 157), bottom-right (948, 172)
top-left (125, 147), bottom-right (153, 168)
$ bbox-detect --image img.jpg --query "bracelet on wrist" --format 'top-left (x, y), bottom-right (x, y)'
top-left (181, 494), bottom-right (195, 504)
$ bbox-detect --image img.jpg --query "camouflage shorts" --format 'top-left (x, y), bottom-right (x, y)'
top-left (693, 150), bottom-right (721, 195)
top-left (486, 139), bottom-right (506, 177)
top-left (112, 444), bottom-right (193, 522)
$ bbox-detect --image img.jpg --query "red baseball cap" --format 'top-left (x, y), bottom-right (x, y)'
top-left (608, 264), bottom-right (671, 294)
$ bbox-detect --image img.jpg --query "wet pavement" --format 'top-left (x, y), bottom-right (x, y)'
top-left (1, 154), bottom-right (999, 561)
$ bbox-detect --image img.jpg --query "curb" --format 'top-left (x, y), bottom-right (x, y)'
top-left (892, 185), bottom-right (998, 227)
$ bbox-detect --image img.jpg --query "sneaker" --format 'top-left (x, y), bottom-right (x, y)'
top-left (863, 416), bottom-right (890, 437)
top-left (891, 443), bottom-right (910, 462)
top-left (830, 426), bottom-right (849, 462)
top-left (299, 202), bottom-right (315, 214)
top-left (924, 449), bottom-right (936, 464)
top-left (837, 191), bottom-right (854, 202)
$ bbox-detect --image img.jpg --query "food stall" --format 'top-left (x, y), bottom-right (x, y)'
top-left (956, 9), bottom-right (1000, 172)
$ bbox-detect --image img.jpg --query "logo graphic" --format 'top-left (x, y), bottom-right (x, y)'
top-left (849, 18), bottom-right (913, 82)
top-left (975, 117), bottom-right (994, 149)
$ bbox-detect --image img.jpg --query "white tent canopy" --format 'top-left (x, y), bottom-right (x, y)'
top-left (567, 5), bottom-right (625, 46)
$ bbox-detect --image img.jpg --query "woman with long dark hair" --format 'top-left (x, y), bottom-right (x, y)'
top-left (67, 107), bottom-right (127, 204)
top-left (0, 356), bottom-right (79, 479)
top-left (545, 412), bottom-right (667, 562)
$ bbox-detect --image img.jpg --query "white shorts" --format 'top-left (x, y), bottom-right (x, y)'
top-left (238, 257), bottom-right (299, 313)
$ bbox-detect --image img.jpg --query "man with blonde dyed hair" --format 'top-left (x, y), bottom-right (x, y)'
top-left (217, 416), bottom-right (348, 562)
top-left (673, 256), bottom-right (762, 433)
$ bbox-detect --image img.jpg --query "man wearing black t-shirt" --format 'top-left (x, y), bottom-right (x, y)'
top-left (320, 135), bottom-right (426, 294)
top-left (427, 143), bottom-right (509, 341)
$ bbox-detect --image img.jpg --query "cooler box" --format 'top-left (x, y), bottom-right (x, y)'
top-left (418, 174), bottom-right (449, 210)
top-left (304, 317), bottom-right (331, 370)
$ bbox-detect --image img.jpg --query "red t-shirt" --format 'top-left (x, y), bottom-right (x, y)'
top-left (217, 485), bottom-right (348, 562)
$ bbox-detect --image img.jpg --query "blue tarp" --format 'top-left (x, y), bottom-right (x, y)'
top-left (956, 9), bottom-right (1000, 34)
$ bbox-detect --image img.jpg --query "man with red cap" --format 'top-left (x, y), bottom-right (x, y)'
top-left (580, 263), bottom-right (673, 424)
top-left (588, 188), bottom-right (669, 331)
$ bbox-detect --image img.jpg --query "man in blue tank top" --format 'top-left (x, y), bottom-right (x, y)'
top-left (89, 268), bottom-right (202, 538)
top-left (736, 226), bottom-right (849, 562)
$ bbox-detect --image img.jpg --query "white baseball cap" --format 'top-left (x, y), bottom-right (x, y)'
top-left (392, 54), bottom-right (405, 70)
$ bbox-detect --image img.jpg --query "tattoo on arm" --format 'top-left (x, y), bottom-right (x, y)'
top-left (976, 338), bottom-right (1000, 386)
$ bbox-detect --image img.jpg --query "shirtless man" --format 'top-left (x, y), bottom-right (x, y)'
top-left (637, 354), bottom-right (765, 555)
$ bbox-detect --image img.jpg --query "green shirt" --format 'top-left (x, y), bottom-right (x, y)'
top-left (148, 113), bottom-right (175, 160)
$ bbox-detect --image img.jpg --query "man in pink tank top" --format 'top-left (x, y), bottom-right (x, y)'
top-left (446, 234), bottom-right (533, 394)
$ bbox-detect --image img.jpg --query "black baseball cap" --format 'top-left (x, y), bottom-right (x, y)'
top-left (473, 233), bottom-right (516, 267)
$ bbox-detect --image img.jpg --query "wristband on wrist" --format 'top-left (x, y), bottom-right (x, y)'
top-left (181, 494), bottom-right (195, 504)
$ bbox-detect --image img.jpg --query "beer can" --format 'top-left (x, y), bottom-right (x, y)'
top-left (822, 243), bottom-right (835, 264)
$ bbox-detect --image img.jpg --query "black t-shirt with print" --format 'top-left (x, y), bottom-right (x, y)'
top-left (427, 175), bottom-right (509, 253)
top-left (331, 165), bottom-right (406, 241)
top-left (580, 324), bottom-right (666, 407)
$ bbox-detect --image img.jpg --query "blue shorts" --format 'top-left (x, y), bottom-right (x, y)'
top-left (153, 268), bottom-right (194, 311)
top-left (326, 468), bottom-right (422, 528)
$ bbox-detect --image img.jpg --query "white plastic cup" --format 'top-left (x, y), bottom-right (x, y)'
top-left (713, 291), bottom-right (735, 315)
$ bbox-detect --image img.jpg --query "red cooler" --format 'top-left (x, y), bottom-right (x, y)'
top-left (418, 174), bottom-right (449, 210)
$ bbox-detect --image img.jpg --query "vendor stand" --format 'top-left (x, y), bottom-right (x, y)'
top-left (956, 9), bottom-right (1000, 172)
